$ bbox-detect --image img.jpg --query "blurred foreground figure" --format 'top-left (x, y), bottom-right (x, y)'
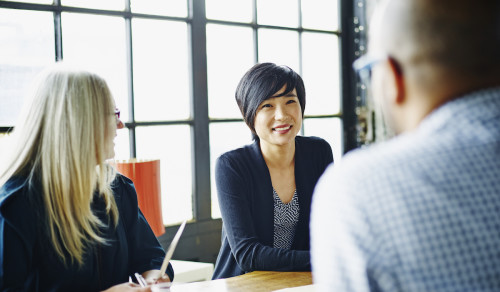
top-left (311, 0), bottom-right (500, 291)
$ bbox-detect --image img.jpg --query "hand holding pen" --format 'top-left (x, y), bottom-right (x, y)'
top-left (130, 220), bottom-right (187, 288)
top-left (102, 281), bottom-right (151, 291)
top-left (135, 273), bottom-right (148, 287)
top-left (137, 270), bottom-right (171, 286)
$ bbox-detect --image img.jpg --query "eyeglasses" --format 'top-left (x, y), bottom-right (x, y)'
top-left (114, 108), bottom-right (121, 123)
top-left (352, 54), bottom-right (387, 86)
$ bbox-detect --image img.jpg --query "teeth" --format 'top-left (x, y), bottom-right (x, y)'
top-left (273, 125), bottom-right (291, 131)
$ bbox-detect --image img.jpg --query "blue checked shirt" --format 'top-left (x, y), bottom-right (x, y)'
top-left (311, 88), bottom-right (500, 292)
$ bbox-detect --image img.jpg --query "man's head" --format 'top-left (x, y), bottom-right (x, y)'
top-left (365, 0), bottom-right (500, 134)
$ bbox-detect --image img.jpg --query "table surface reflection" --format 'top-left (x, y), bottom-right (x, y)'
top-left (169, 271), bottom-right (312, 292)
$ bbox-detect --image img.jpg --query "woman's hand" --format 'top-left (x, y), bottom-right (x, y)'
top-left (142, 269), bottom-right (171, 284)
top-left (101, 282), bottom-right (151, 292)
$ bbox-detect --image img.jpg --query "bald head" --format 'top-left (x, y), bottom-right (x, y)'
top-left (371, 0), bottom-right (500, 86)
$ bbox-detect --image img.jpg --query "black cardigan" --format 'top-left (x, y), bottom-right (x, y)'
top-left (212, 136), bottom-right (333, 279)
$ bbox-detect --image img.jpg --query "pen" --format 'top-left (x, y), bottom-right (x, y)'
top-left (158, 220), bottom-right (187, 280)
top-left (135, 272), bottom-right (147, 287)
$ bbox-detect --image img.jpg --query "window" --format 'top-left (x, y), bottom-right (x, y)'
top-left (205, 0), bottom-right (343, 218)
top-left (0, 0), bottom-right (192, 226)
top-left (0, 7), bottom-right (54, 127)
top-left (0, 0), bottom-right (354, 262)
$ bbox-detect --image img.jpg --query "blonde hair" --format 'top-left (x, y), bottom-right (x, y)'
top-left (0, 63), bottom-right (119, 266)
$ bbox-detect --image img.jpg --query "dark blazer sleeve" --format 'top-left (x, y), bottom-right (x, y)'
top-left (214, 153), bottom-right (310, 277)
top-left (293, 136), bottom-right (334, 250)
top-left (114, 175), bottom-right (174, 281)
top-left (314, 137), bottom-right (334, 176)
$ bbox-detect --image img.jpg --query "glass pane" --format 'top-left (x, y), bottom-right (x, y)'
top-left (210, 122), bottom-right (253, 218)
top-left (62, 13), bottom-right (129, 122)
top-left (302, 0), bottom-right (339, 31)
top-left (0, 9), bottom-right (55, 127)
top-left (302, 32), bottom-right (340, 115)
top-left (131, 0), bottom-right (187, 17)
top-left (113, 128), bottom-right (130, 160)
top-left (6, 0), bottom-right (53, 3)
top-left (302, 117), bottom-right (343, 162)
top-left (136, 125), bottom-right (193, 225)
top-left (258, 28), bottom-right (299, 72)
top-left (61, 0), bottom-right (125, 11)
top-left (257, 0), bottom-right (298, 28)
top-left (132, 19), bottom-right (190, 121)
top-left (0, 133), bottom-right (11, 159)
top-left (206, 0), bottom-right (252, 23)
top-left (207, 24), bottom-right (254, 119)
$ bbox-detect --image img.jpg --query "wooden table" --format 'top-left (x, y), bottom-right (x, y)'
top-left (169, 271), bottom-right (312, 292)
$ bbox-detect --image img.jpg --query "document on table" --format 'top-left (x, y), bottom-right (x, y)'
top-left (273, 284), bottom-right (316, 292)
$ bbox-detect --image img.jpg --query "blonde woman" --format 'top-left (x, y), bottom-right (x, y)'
top-left (0, 64), bottom-right (173, 291)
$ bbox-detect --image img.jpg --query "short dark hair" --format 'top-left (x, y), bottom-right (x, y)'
top-left (235, 63), bottom-right (305, 140)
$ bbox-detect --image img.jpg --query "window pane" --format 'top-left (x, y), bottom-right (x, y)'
top-left (301, 0), bottom-right (339, 31)
top-left (0, 133), bottom-right (11, 159)
top-left (302, 117), bottom-right (343, 161)
top-left (61, 0), bottom-right (125, 11)
top-left (302, 32), bottom-right (340, 115)
top-left (6, 0), bottom-right (53, 3)
top-left (62, 13), bottom-right (129, 121)
top-left (136, 125), bottom-right (193, 225)
top-left (257, 0), bottom-right (298, 28)
top-left (258, 28), bottom-right (299, 72)
top-left (0, 9), bottom-right (54, 127)
top-left (210, 122), bottom-right (253, 218)
top-left (113, 128), bottom-right (130, 160)
top-left (207, 24), bottom-right (254, 119)
top-left (206, 0), bottom-right (252, 23)
top-left (132, 19), bottom-right (190, 121)
top-left (131, 0), bottom-right (187, 17)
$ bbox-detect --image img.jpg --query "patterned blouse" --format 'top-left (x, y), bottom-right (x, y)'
top-left (273, 188), bottom-right (300, 249)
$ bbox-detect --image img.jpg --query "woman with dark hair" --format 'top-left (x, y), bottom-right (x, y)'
top-left (212, 63), bottom-right (334, 279)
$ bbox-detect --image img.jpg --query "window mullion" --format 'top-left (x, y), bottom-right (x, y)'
top-left (340, 0), bottom-right (358, 154)
top-left (124, 5), bottom-right (137, 158)
top-left (190, 0), bottom-right (211, 221)
top-left (54, 0), bottom-right (62, 61)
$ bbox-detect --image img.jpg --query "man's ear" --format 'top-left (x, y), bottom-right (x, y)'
top-left (386, 57), bottom-right (405, 105)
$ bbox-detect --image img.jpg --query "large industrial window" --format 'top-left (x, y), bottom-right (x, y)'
top-left (0, 0), bottom-right (357, 262)
top-left (204, 0), bottom-right (343, 218)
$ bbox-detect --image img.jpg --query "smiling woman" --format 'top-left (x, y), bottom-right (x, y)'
top-left (212, 63), bottom-right (334, 279)
top-left (254, 86), bottom-right (302, 149)
top-left (235, 63), bottom-right (306, 140)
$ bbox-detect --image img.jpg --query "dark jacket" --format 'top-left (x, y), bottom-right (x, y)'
top-left (0, 174), bottom-right (174, 291)
top-left (212, 136), bottom-right (333, 279)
